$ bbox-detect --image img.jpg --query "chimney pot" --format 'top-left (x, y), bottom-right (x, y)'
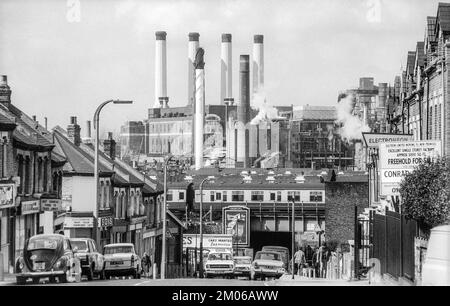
top-left (222, 33), bottom-right (232, 43)
top-left (67, 116), bottom-right (81, 146)
top-left (1, 75), bottom-right (7, 85)
top-left (32, 115), bottom-right (37, 121)
top-left (188, 32), bottom-right (200, 41)
top-left (155, 31), bottom-right (167, 40)
top-left (254, 35), bottom-right (264, 44)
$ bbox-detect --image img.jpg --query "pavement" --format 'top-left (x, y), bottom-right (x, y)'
top-left (0, 273), bottom-right (391, 286)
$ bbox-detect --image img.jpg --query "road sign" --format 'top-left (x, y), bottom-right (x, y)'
top-left (379, 140), bottom-right (442, 196)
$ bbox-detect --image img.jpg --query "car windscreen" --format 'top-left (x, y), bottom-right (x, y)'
top-left (27, 237), bottom-right (60, 250)
top-left (234, 258), bottom-right (251, 264)
top-left (255, 252), bottom-right (280, 261)
top-left (71, 240), bottom-right (88, 252)
top-left (104, 246), bottom-right (133, 254)
top-left (208, 253), bottom-right (232, 261)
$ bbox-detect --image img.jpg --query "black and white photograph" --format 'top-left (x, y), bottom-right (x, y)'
top-left (0, 0), bottom-right (449, 295)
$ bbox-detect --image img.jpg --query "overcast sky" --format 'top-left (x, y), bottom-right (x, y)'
top-left (0, 0), bottom-right (444, 137)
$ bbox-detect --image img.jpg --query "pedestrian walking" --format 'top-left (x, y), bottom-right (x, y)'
top-left (293, 247), bottom-right (306, 276)
top-left (141, 252), bottom-right (151, 278)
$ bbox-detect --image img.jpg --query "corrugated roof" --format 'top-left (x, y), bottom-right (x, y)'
top-left (406, 51), bottom-right (416, 76)
top-left (292, 106), bottom-right (337, 121)
top-left (427, 16), bottom-right (437, 43)
top-left (416, 42), bottom-right (426, 67)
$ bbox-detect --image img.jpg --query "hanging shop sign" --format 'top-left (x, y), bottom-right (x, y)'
top-left (222, 206), bottom-right (250, 248)
top-left (362, 133), bottom-right (414, 149)
top-left (40, 199), bottom-right (62, 212)
top-left (379, 140), bottom-right (442, 196)
top-left (0, 183), bottom-right (15, 209)
top-left (21, 200), bottom-right (40, 215)
top-left (64, 217), bottom-right (94, 228)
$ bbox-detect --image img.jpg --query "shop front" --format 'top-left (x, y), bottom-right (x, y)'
top-left (54, 212), bottom-right (94, 238)
top-left (0, 180), bottom-right (17, 273)
top-left (129, 216), bottom-right (147, 256)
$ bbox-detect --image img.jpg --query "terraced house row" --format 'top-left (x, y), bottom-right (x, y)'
top-left (388, 2), bottom-right (450, 156)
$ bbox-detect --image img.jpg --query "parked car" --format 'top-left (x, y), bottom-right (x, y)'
top-left (204, 251), bottom-right (234, 278)
top-left (251, 251), bottom-right (286, 280)
top-left (70, 238), bottom-right (105, 280)
top-left (15, 234), bottom-right (82, 285)
top-left (233, 256), bottom-right (252, 279)
top-left (103, 243), bottom-right (141, 279)
top-left (261, 246), bottom-right (289, 271)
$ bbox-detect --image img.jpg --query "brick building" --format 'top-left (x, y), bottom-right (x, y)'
top-left (324, 174), bottom-right (369, 245)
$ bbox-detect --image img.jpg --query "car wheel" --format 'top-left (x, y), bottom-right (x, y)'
top-left (32, 277), bottom-right (40, 284)
top-left (16, 277), bottom-right (26, 285)
top-left (99, 268), bottom-right (106, 280)
top-left (59, 269), bottom-right (69, 283)
top-left (49, 276), bottom-right (57, 284)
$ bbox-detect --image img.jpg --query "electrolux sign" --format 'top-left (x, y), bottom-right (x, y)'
top-left (379, 140), bottom-right (442, 196)
top-left (362, 133), bottom-right (414, 149)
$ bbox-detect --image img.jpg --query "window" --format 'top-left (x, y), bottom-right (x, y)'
top-left (288, 191), bottom-right (301, 202)
top-left (251, 191), bottom-right (264, 202)
top-left (231, 191), bottom-right (244, 202)
top-left (223, 191), bottom-right (228, 202)
top-left (215, 192), bottom-right (222, 201)
top-left (210, 191), bottom-right (215, 202)
top-left (277, 191), bottom-right (282, 202)
top-left (270, 193), bottom-right (276, 201)
top-left (166, 190), bottom-right (173, 201)
top-left (178, 191), bottom-right (185, 201)
top-left (310, 191), bottom-right (323, 202)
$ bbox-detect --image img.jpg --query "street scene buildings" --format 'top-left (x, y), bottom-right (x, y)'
top-left (0, 1), bottom-right (449, 287)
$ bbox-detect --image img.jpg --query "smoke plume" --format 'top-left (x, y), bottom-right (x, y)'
top-left (250, 88), bottom-right (283, 125)
top-left (336, 94), bottom-right (370, 140)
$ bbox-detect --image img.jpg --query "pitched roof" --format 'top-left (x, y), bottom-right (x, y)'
top-left (415, 42), bottom-right (426, 68)
top-left (406, 51), bottom-right (416, 76)
top-left (436, 2), bottom-right (450, 33)
top-left (292, 106), bottom-right (337, 121)
top-left (53, 128), bottom-right (112, 175)
top-left (426, 16), bottom-right (437, 43)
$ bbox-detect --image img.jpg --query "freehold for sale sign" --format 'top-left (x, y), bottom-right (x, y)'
top-left (379, 140), bottom-right (442, 196)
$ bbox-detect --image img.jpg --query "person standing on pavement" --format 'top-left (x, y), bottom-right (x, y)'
top-left (293, 247), bottom-right (306, 276)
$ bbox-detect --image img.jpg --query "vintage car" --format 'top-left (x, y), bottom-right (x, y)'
top-left (233, 256), bottom-right (252, 279)
top-left (204, 252), bottom-right (234, 278)
top-left (15, 234), bottom-right (82, 285)
top-left (261, 246), bottom-right (289, 271)
top-left (250, 251), bottom-right (286, 280)
top-left (70, 238), bottom-right (105, 280)
top-left (103, 243), bottom-right (141, 279)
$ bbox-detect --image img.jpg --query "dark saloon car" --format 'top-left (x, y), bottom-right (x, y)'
top-left (15, 234), bottom-right (81, 284)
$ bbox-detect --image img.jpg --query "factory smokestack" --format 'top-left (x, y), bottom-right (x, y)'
top-left (155, 31), bottom-right (168, 108)
top-left (86, 120), bottom-right (92, 138)
top-left (220, 34), bottom-right (233, 105)
top-left (237, 55), bottom-right (250, 168)
top-left (188, 32), bottom-right (200, 106)
top-left (194, 48), bottom-right (206, 170)
top-left (252, 35), bottom-right (264, 98)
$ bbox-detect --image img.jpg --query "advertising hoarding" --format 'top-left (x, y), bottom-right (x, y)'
top-left (379, 140), bottom-right (442, 196)
top-left (362, 133), bottom-right (414, 149)
top-left (40, 199), bottom-right (62, 211)
top-left (222, 206), bottom-right (250, 247)
top-left (182, 234), bottom-right (233, 250)
top-left (64, 217), bottom-right (94, 228)
top-left (0, 183), bottom-right (15, 209)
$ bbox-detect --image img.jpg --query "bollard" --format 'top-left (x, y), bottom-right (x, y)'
top-left (0, 252), bottom-right (4, 281)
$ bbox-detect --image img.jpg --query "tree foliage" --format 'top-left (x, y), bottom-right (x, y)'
top-left (399, 157), bottom-right (450, 228)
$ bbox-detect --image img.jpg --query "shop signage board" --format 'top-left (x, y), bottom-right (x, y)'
top-left (183, 234), bottom-right (233, 250)
top-left (64, 217), bottom-right (94, 228)
top-left (98, 216), bottom-right (113, 228)
top-left (222, 206), bottom-right (250, 247)
top-left (0, 183), bottom-right (15, 209)
top-left (379, 140), bottom-right (442, 196)
top-left (362, 133), bottom-right (414, 149)
top-left (21, 200), bottom-right (40, 215)
top-left (40, 199), bottom-right (62, 211)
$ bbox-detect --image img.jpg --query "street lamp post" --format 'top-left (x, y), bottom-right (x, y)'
top-left (291, 200), bottom-right (295, 280)
top-left (199, 176), bottom-right (215, 278)
top-left (161, 154), bottom-right (174, 280)
top-left (93, 99), bottom-right (132, 248)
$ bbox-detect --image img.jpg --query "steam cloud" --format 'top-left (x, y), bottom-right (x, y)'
top-left (250, 88), bottom-right (282, 125)
top-left (336, 94), bottom-right (370, 140)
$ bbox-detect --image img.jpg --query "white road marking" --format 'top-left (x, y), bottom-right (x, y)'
top-left (134, 280), bottom-right (153, 286)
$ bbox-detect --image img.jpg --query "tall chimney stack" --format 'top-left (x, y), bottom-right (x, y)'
top-left (220, 34), bottom-right (233, 105)
top-left (237, 55), bottom-right (250, 168)
top-left (252, 35), bottom-right (264, 97)
top-left (103, 132), bottom-right (116, 160)
top-left (44, 117), bottom-right (48, 130)
top-left (194, 48), bottom-right (206, 170)
top-left (188, 32), bottom-right (200, 106)
top-left (155, 31), bottom-right (168, 108)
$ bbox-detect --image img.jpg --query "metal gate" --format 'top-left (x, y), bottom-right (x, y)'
top-left (184, 247), bottom-right (198, 278)
top-left (354, 207), bottom-right (371, 279)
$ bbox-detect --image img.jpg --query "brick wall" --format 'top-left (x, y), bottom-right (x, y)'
top-left (324, 181), bottom-right (369, 245)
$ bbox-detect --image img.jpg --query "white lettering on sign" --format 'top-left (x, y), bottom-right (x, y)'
top-left (182, 234), bottom-right (233, 250)
top-left (64, 217), bottom-right (93, 228)
top-left (363, 133), bottom-right (414, 149)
